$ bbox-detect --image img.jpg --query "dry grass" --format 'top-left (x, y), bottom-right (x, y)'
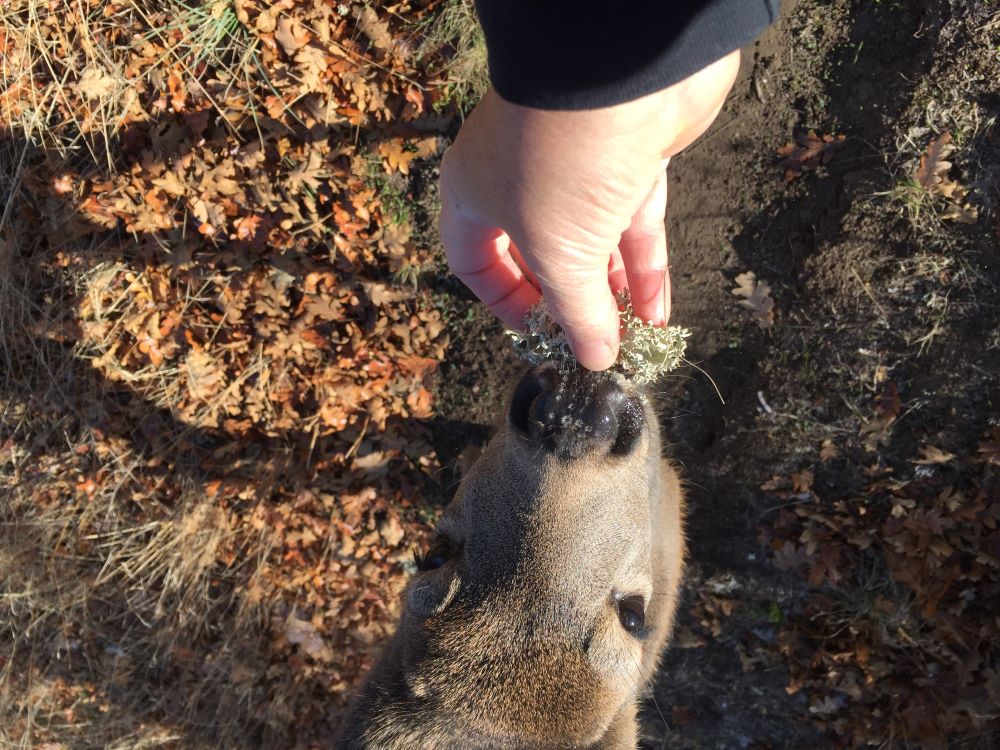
top-left (0, 480), bottom-right (271, 747)
top-left (0, 100), bottom-right (278, 750)
top-left (0, 0), bottom-right (260, 165)
top-left (2, 2), bottom-right (441, 743)
top-left (416, 0), bottom-right (488, 110)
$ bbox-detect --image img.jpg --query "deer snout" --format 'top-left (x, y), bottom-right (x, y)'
top-left (508, 366), bottom-right (645, 459)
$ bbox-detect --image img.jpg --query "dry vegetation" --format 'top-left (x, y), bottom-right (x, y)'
top-left (1, 1), bottom-right (484, 746)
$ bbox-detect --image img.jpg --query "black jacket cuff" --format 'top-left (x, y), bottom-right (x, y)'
top-left (475, 0), bottom-right (780, 110)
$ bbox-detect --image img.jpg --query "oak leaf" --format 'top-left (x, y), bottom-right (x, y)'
top-left (275, 17), bottom-right (309, 55)
top-left (732, 271), bottom-right (775, 328)
top-left (978, 430), bottom-right (1000, 465)
top-left (914, 445), bottom-right (955, 465)
top-left (777, 130), bottom-right (846, 181)
top-left (378, 139), bottom-right (418, 175)
top-left (915, 132), bottom-right (955, 190)
top-left (353, 6), bottom-right (392, 50)
top-left (773, 540), bottom-right (812, 575)
top-left (77, 66), bottom-right (116, 100)
top-left (378, 514), bottom-right (405, 547)
top-left (914, 132), bottom-right (979, 224)
top-left (183, 350), bottom-right (224, 401)
top-left (284, 614), bottom-right (333, 662)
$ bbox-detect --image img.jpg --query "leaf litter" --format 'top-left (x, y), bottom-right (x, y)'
top-left (0, 0), bottom-right (486, 745)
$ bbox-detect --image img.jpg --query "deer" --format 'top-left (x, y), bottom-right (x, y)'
top-left (337, 363), bottom-right (685, 749)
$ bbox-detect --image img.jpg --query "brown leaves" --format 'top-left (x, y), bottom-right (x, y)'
top-left (916, 131), bottom-right (954, 189)
top-left (732, 271), bottom-right (775, 328)
top-left (777, 130), bottom-right (847, 181)
top-left (275, 17), bottom-right (310, 55)
top-left (759, 427), bottom-right (1000, 748)
top-left (914, 445), bottom-right (956, 465)
top-left (860, 380), bottom-right (900, 451)
top-left (377, 137), bottom-right (438, 176)
top-left (978, 429), bottom-right (1000, 465)
top-left (353, 5), bottom-right (393, 51)
top-left (7, 0), bottom-right (469, 736)
top-left (914, 131), bottom-right (979, 224)
top-left (283, 613), bottom-right (334, 662)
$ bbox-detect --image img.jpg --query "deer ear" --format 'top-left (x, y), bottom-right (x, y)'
top-left (456, 444), bottom-right (483, 478)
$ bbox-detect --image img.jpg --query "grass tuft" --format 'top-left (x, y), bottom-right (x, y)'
top-left (416, 0), bottom-right (488, 111)
top-left (0, 0), bottom-right (261, 165)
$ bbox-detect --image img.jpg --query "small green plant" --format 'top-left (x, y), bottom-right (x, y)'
top-left (879, 177), bottom-right (934, 225)
top-left (365, 154), bottom-right (412, 225)
top-left (390, 262), bottom-right (421, 289)
top-left (509, 291), bottom-right (690, 386)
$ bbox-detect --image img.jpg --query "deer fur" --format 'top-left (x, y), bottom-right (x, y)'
top-left (337, 366), bottom-right (685, 749)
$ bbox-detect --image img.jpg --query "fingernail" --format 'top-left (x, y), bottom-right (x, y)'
top-left (571, 338), bottom-right (617, 371)
top-left (650, 292), bottom-right (666, 326)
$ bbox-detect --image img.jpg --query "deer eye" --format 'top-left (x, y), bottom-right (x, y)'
top-left (617, 595), bottom-right (646, 634)
top-left (416, 537), bottom-right (452, 572)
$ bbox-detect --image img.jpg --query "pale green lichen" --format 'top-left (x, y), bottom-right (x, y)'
top-left (508, 290), bottom-right (690, 385)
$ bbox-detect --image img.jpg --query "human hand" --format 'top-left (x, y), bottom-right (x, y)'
top-left (439, 51), bottom-right (741, 370)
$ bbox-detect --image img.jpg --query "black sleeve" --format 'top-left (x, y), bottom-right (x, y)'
top-left (474, 1), bottom-right (780, 110)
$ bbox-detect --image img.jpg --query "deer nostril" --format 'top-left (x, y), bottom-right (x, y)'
top-left (509, 369), bottom-right (550, 434)
top-left (580, 381), bottom-right (621, 445)
top-left (508, 369), bottom-right (646, 456)
top-left (610, 395), bottom-right (645, 456)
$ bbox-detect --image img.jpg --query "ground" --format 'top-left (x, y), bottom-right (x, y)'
top-left (1, 1), bottom-right (998, 748)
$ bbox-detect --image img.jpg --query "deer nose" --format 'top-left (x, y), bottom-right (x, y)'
top-left (508, 367), bottom-right (645, 458)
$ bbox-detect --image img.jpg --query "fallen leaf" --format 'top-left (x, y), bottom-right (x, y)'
top-left (77, 66), bottom-right (116, 100)
top-left (791, 470), bottom-right (814, 493)
top-left (378, 139), bottom-right (418, 175)
top-left (732, 271), bottom-right (775, 328)
top-left (363, 281), bottom-right (412, 307)
top-left (275, 17), bottom-right (309, 55)
top-left (874, 381), bottom-right (900, 422)
top-left (379, 514), bottom-right (405, 547)
top-left (777, 130), bottom-right (847, 181)
top-left (914, 445), bottom-right (956, 464)
top-left (234, 214), bottom-right (263, 240)
top-left (915, 132), bottom-right (954, 190)
top-left (183, 350), bottom-right (224, 401)
top-left (978, 430), bottom-right (1000, 465)
top-left (809, 694), bottom-right (845, 716)
top-left (940, 202), bottom-right (979, 224)
top-left (353, 5), bottom-right (393, 50)
top-left (914, 132), bottom-right (979, 224)
top-left (284, 614), bottom-right (333, 662)
top-left (861, 382), bottom-right (900, 451)
top-left (820, 440), bottom-right (840, 462)
top-left (773, 540), bottom-right (812, 574)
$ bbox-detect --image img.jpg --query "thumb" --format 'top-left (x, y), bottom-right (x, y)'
top-left (538, 264), bottom-right (620, 371)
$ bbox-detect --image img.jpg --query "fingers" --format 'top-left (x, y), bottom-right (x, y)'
top-left (618, 162), bottom-right (670, 325)
top-left (508, 238), bottom-right (541, 291)
top-left (537, 261), bottom-right (621, 371)
top-left (440, 197), bottom-right (540, 330)
top-left (608, 249), bottom-right (628, 295)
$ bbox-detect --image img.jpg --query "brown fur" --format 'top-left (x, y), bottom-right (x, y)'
top-left (338, 368), bottom-right (685, 749)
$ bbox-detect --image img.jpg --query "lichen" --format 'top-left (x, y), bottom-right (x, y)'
top-left (508, 290), bottom-right (690, 385)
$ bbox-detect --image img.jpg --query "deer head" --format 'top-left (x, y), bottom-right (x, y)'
top-left (338, 364), bottom-right (685, 749)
